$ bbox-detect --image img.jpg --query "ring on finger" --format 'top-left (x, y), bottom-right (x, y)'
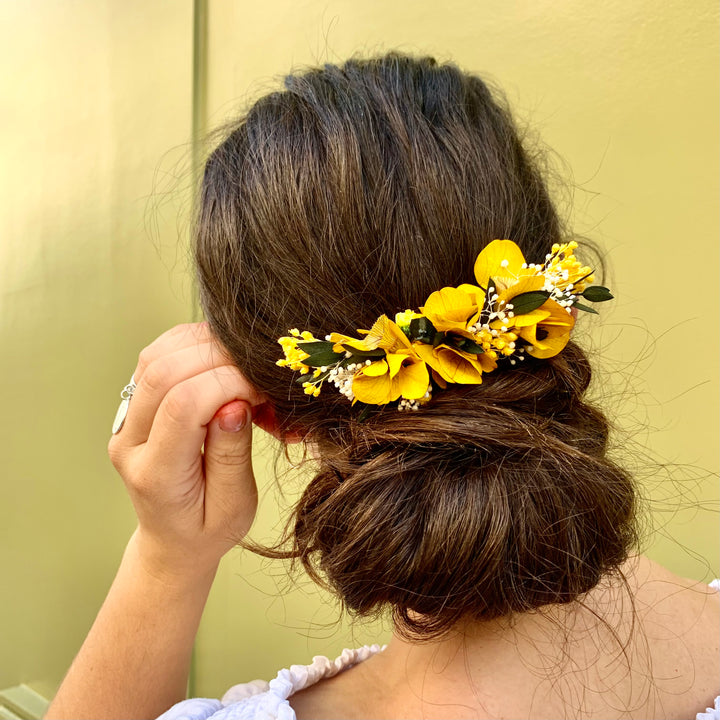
top-left (111, 375), bottom-right (137, 435)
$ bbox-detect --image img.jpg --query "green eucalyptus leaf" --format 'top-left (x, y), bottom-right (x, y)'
top-left (572, 301), bottom-right (599, 314)
top-left (458, 338), bottom-right (485, 354)
top-left (510, 290), bottom-right (551, 315)
top-left (301, 345), bottom-right (346, 367)
top-left (357, 405), bottom-right (372, 423)
top-left (582, 285), bottom-right (614, 302)
top-left (409, 316), bottom-right (437, 343)
top-left (340, 345), bottom-right (386, 358)
top-left (297, 341), bottom-right (332, 353)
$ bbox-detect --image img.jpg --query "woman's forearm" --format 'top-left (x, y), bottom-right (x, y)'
top-left (46, 325), bottom-right (259, 718)
top-left (45, 530), bottom-right (218, 720)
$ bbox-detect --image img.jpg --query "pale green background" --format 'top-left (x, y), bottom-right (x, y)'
top-left (0, 0), bottom-right (717, 704)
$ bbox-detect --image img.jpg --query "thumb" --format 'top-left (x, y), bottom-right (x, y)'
top-left (203, 399), bottom-right (257, 539)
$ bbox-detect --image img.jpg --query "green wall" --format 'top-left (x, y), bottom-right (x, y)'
top-left (0, 0), bottom-right (195, 702)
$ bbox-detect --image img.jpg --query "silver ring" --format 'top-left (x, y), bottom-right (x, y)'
top-left (111, 374), bottom-right (136, 435)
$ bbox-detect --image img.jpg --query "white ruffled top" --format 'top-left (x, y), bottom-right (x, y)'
top-left (159, 580), bottom-right (720, 720)
top-left (157, 645), bottom-right (384, 720)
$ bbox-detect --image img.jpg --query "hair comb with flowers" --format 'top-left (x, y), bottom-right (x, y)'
top-left (277, 240), bottom-right (612, 410)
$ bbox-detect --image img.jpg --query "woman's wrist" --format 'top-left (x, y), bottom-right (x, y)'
top-left (125, 527), bottom-right (221, 592)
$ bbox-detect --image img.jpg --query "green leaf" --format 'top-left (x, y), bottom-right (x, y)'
top-left (572, 301), bottom-right (599, 314)
top-left (510, 290), bottom-right (551, 315)
top-left (297, 341), bottom-right (333, 353)
top-left (409, 316), bottom-right (437, 343)
top-left (581, 285), bottom-right (614, 302)
top-left (432, 331), bottom-right (447, 348)
top-left (340, 345), bottom-right (386, 358)
top-left (300, 341), bottom-right (346, 367)
top-left (443, 334), bottom-right (484, 354)
top-left (357, 404), bottom-right (372, 423)
top-left (458, 338), bottom-right (485, 354)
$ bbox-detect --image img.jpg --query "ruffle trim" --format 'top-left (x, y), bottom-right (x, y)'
top-left (221, 644), bottom-right (385, 704)
top-left (697, 696), bottom-right (720, 720)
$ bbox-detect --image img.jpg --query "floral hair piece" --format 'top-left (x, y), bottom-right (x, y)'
top-left (277, 239), bottom-right (612, 410)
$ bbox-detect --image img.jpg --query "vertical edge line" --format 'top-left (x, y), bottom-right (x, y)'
top-left (190, 0), bottom-right (208, 323)
top-left (188, 0), bottom-right (208, 696)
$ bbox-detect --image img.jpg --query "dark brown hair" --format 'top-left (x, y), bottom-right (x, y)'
top-left (195, 53), bottom-right (637, 638)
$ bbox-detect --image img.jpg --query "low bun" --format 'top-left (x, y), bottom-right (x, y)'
top-left (291, 343), bottom-right (636, 638)
top-left (194, 54), bottom-right (637, 639)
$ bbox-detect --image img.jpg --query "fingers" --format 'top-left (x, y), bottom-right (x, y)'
top-left (114, 323), bottom-right (262, 449)
top-left (106, 324), bottom-right (262, 561)
top-left (133, 323), bottom-right (222, 383)
top-left (122, 342), bottom-right (244, 447)
top-left (216, 400), bottom-right (251, 433)
top-left (143, 365), bottom-right (258, 473)
top-left (204, 400), bottom-right (258, 538)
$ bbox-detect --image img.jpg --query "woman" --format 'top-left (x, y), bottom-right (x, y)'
top-left (46, 53), bottom-right (719, 719)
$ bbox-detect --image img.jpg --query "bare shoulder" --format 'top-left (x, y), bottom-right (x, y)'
top-left (289, 654), bottom-right (386, 720)
top-left (614, 555), bottom-right (720, 714)
top-left (627, 555), bottom-right (719, 622)
top-left (629, 555), bottom-right (719, 662)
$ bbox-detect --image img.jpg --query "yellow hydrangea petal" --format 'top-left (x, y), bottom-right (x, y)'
top-left (521, 300), bottom-right (575, 358)
top-left (474, 239), bottom-right (527, 289)
top-left (457, 283), bottom-right (485, 297)
top-left (385, 352), bottom-right (406, 378)
top-left (329, 332), bottom-right (371, 352)
top-left (363, 315), bottom-right (411, 351)
top-left (526, 332), bottom-right (571, 359)
top-left (353, 351), bottom-right (429, 404)
top-left (330, 315), bottom-right (410, 353)
top-left (393, 358), bottom-right (430, 399)
top-left (503, 308), bottom-right (551, 328)
top-left (361, 358), bottom-right (389, 377)
top-left (420, 286), bottom-right (479, 332)
top-left (413, 343), bottom-right (491, 384)
top-left (353, 371), bottom-right (395, 404)
top-left (499, 274), bottom-right (545, 301)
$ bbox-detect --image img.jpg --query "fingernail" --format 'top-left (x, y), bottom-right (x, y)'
top-left (219, 410), bottom-right (247, 433)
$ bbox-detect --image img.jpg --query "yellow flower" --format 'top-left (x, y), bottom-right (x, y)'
top-left (517, 299), bottom-right (575, 359)
top-left (471, 239), bottom-right (577, 360)
top-left (413, 341), bottom-right (497, 384)
top-left (276, 239), bottom-right (600, 408)
top-left (329, 314), bottom-right (409, 353)
top-left (330, 315), bottom-right (430, 404)
top-left (276, 329), bottom-right (320, 373)
top-left (419, 284), bottom-right (486, 333)
top-left (473, 239), bottom-right (535, 292)
top-left (394, 309), bottom-right (424, 332)
top-left (352, 351), bottom-right (430, 404)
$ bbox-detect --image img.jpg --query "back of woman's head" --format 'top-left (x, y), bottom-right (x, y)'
top-left (195, 53), bottom-right (637, 638)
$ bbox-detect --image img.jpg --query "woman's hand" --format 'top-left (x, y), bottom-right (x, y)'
top-left (46, 323), bottom-right (265, 719)
top-left (107, 322), bottom-right (264, 580)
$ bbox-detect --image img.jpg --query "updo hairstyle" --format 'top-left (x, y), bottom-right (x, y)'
top-left (195, 54), bottom-right (637, 638)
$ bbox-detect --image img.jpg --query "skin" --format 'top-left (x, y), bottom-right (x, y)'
top-left (45, 322), bottom-right (719, 720)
